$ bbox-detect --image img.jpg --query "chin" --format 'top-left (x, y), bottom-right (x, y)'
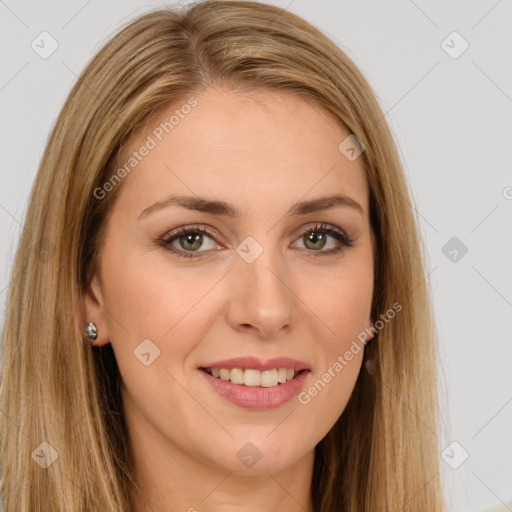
top-left (206, 436), bottom-right (309, 475)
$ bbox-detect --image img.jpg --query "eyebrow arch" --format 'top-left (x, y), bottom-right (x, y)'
top-left (138, 193), bottom-right (365, 220)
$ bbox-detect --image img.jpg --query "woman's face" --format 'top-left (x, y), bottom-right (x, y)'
top-left (84, 86), bottom-right (374, 478)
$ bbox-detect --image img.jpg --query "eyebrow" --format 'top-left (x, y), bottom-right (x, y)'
top-left (138, 193), bottom-right (365, 220)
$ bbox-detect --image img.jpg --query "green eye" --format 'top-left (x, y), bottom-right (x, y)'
top-left (159, 223), bottom-right (353, 259)
top-left (293, 223), bottom-right (353, 256)
top-left (177, 232), bottom-right (204, 251)
top-left (303, 231), bottom-right (328, 250)
top-left (160, 226), bottom-right (219, 258)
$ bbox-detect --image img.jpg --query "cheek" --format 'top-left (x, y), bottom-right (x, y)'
top-left (306, 257), bottom-right (374, 346)
top-left (297, 256), bottom-right (372, 406)
top-left (101, 248), bottom-right (214, 338)
top-left (295, 274), bottom-right (370, 439)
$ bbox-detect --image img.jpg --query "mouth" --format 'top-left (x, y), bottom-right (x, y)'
top-left (199, 366), bottom-right (310, 409)
top-left (200, 367), bottom-right (307, 388)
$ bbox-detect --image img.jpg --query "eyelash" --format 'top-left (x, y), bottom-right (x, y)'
top-left (158, 223), bottom-right (354, 260)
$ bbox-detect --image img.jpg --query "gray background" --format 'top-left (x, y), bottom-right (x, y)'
top-left (1, 1), bottom-right (511, 510)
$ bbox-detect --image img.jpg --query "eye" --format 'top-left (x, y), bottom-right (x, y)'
top-left (159, 225), bottom-right (222, 258)
top-left (292, 223), bottom-right (354, 257)
top-left (158, 222), bottom-right (354, 259)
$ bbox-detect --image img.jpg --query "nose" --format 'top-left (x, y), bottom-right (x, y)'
top-left (225, 244), bottom-right (297, 339)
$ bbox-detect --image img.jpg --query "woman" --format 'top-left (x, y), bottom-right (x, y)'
top-left (0, 1), bottom-right (444, 510)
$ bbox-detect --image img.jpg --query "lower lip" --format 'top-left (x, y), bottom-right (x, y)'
top-left (200, 369), bottom-right (310, 410)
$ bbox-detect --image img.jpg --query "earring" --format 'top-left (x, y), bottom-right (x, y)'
top-left (81, 321), bottom-right (97, 341)
top-left (365, 359), bottom-right (376, 375)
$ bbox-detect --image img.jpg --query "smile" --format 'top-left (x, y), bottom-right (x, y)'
top-left (199, 367), bottom-right (310, 409)
top-left (202, 367), bottom-right (302, 387)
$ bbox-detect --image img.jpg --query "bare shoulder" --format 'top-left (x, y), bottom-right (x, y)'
top-left (477, 504), bottom-right (512, 512)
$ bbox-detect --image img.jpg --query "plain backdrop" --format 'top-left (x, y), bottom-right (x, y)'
top-left (0, 1), bottom-right (511, 510)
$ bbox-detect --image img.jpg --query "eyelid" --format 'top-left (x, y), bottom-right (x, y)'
top-left (294, 222), bottom-right (344, 239)
top-left (159, 224), bottom-right (224, 252)
top-left (291, 222), bottom-right (354, 254)
top-left (159, 222), bottom-right (353, 258)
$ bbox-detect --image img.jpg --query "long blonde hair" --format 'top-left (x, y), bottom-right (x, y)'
top-left (0, 1), bottom-right (443, 510)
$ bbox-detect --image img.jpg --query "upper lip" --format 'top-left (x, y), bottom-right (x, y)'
top-left (199, 356), bottom-right (311, 371)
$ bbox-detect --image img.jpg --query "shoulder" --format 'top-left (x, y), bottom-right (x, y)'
top-left (476, 504), bottom-right (512, 512)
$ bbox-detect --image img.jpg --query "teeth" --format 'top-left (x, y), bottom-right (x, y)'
top-left (206, 367), bottom-right (299, 387)
top-left (230, 368), bottom-right (244, 385)
top-left (260, 369), bottom-right (278, 388)
top-left (244, 369), bottom-right (261, 386)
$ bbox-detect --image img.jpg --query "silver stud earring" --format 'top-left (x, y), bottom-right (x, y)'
top-left (81, 322), bottom-right (97, 341)
top-left (365, 359), bottom-right (375, 375)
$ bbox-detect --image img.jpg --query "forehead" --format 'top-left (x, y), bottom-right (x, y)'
top-left (114, 87), bottom-right (369, 216)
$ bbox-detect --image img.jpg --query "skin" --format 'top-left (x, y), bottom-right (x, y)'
top-left (77, 86), bottom-right (375, 512)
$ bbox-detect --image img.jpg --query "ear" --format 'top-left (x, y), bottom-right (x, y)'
top-left (74, 273), bottom-right (111, 347)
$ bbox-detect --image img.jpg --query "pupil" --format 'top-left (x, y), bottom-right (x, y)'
top-left (306, 231), bottom-right (325, 250)
top-left (181, 233), bottom-right (201, 250)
